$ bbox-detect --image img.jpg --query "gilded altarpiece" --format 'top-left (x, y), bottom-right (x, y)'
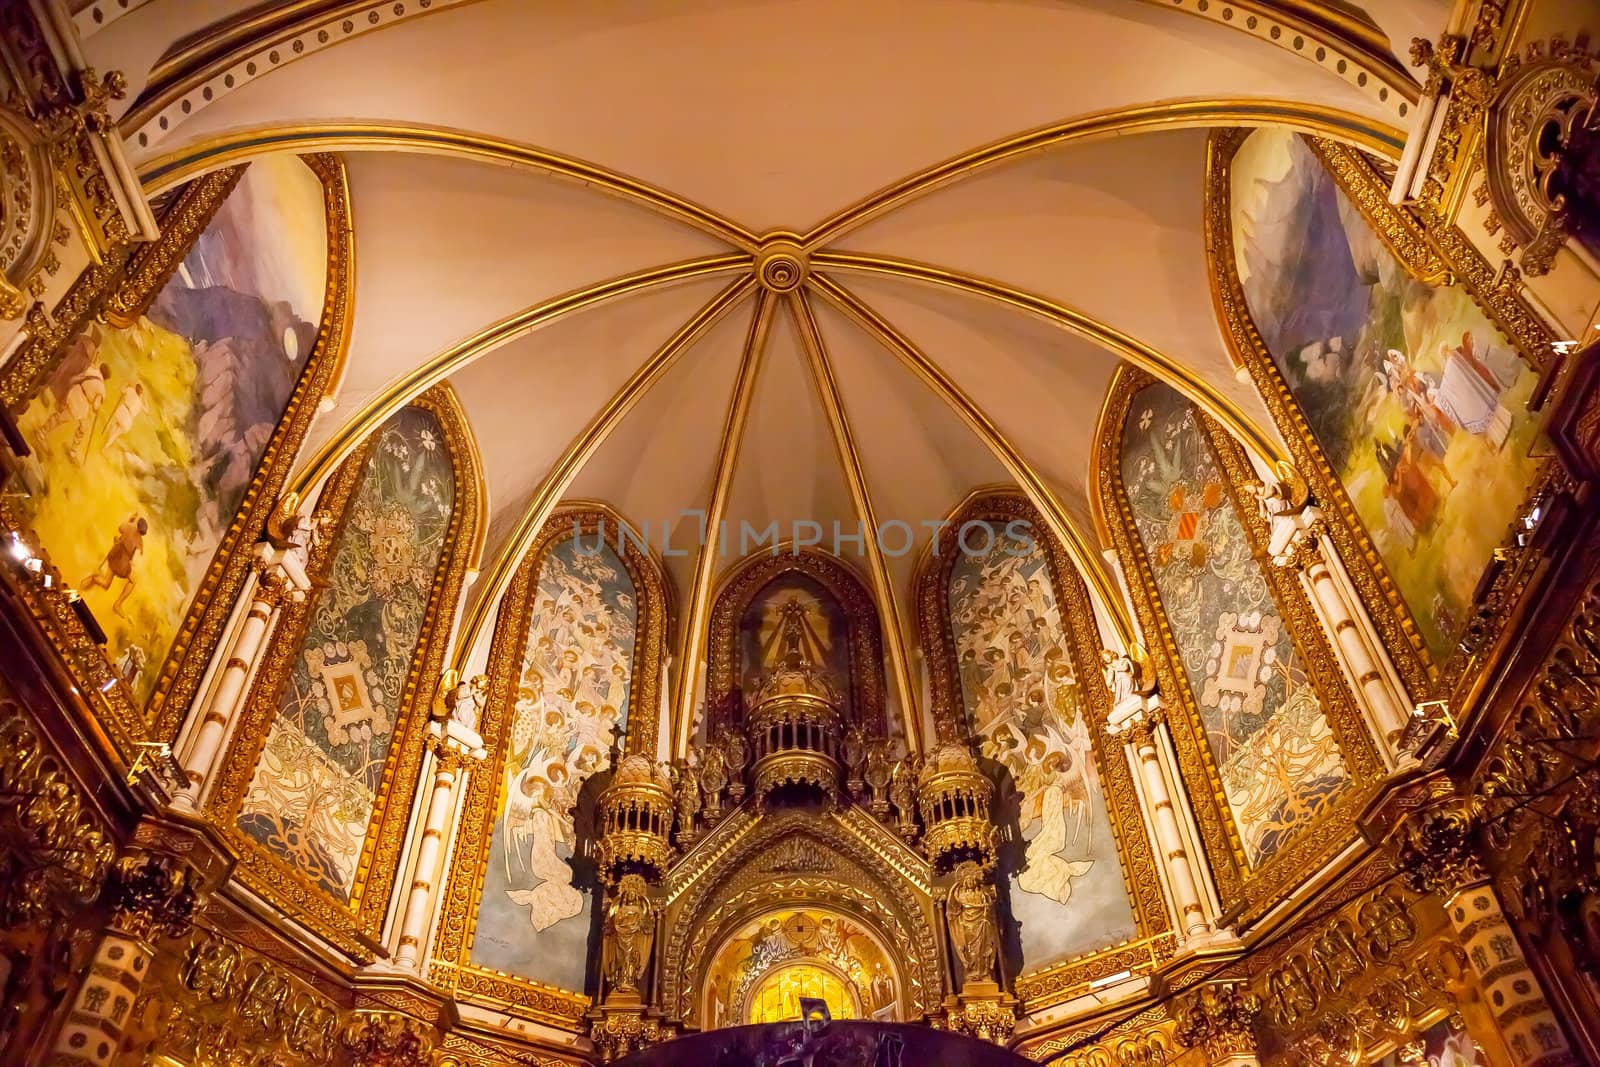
top-left (433, 507), bottom-right (666, 1030)
top-left (206, 387), bottom-right (480, 959)
top-left (915, 493), bottom-right (1171, 1008)
top-left (1098, 372), bottom-right (1383, 923)
top-left (1206, 127), bottom-right (1558, 700)
top-left (707, 550), bottom-right (888, 740)
top-left (0, 154), bottom-right (352, 758)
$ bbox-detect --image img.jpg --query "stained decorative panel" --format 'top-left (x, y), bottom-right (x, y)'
top-left (1225, 128), bottom-right (1543, 664)
top-left (11, 155), bottom-right (330, 705)
top-left (946, 519), bottom-right (1137, 966)
top-left (469, 531), bottom-right (638, 990)
top-left (1118, 383), bottom-right (1349, 867)
top-left (237, 404), bottom-right (455, 900)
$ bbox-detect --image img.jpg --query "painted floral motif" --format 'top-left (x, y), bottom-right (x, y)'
top-left (237, 405), bottom-right (455, 900)
top-left (946, 520), bottom-right (1136, 967)
top-left (1230, 129), bottom-right (1541, 661)
top-left (471, 532), bottom-right (637, 991)
top-left (1121, 384), bottom-right (1348, 866)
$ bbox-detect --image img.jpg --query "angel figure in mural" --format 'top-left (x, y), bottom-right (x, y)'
top-left (502, 760), bottom-right (584, 931)
top-left (946, 861), bottom-right (998, 984)
top-left (1015, 727), bottom-right (1097, 905)
top-left (602, 874), bottom-right (656, 995)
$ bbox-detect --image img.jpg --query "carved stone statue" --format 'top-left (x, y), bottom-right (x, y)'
top-left (946, 861), bottom-right (998, 985)
top-left (724, 729), bottom-right (749, 803)
top-left (841, 725), bottom-right (869, 800)
top-left (1100, 646), bottom-right (1155, 705)
top-left (864, 738), bottom-right (893, 816)
top-left (440, 672), bottom-right (488, 733)
top-left (673, 761), bottom-right (701, 845)
top-left (602, 874), bottom-right (656, 996)
top-left (889, 753), bottom-right (920, 840)
top-left (700, 742), bottom-right (728, 821)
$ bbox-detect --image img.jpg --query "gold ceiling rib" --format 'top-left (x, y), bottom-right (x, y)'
top-left (286, 254), bottom-right (753, 500)
top-left (452, 275), bottom-right (759, 665)
top-left (799, 100), bottom-right (1405, 249)
top-left (808, 273), bottom-right (1136, 649)
top-left (810, 251), bottom-right (1289, 469)
top-left (137, 124), bottom-right (761, 251)
top-left (789, 290), bottom-right (925, 753)
top-left (672, 291), bottom-right (780, 757)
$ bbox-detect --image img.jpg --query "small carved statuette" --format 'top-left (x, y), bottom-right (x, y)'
top-left (864, 737), bottom-right (894, 817)
top-left (339, 1010), bottom-right (435, 1067)
top-left (1100, 645), bottom-right (1156, 706)
top-left (700, 742), bottom-right (728, 822)
top-left (438, 670), bottom-right (488, 733)
top-left (724, 729), bottom-right (750, 804)
top-left (842, 725), bottom-right (869, 800)
top-left (602, 874), bottom-right (657, 997)
top-left (672, 761), bottom-right (701, 846)
top-left (946, 861), bottom-right (998, 986)
top-left (889, 753), bottom-right (920, 841)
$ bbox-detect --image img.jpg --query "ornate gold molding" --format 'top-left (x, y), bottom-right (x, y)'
top-left (1202, 127), bottom-right (1563, 707)
top-left (431, 506), bottom-right (666, 1029)
top-left (1095, 367), bottom-right (1384, 924)
top-left (205, 383), bottom-right (481, 960)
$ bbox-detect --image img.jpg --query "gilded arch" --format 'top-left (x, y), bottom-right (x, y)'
top-left (430, 505), bottom-right (668, 1027)
top-left (707, 549), bottom-right (889, 740)
top-left (205, 382), bottom-right (481, 959)
top-left (1095, 367), bottom-right (1383, 924)
top-left (658, 809), bottom-right (943, 1027)
top-left (1203, 127), bottom-right (1559, 701)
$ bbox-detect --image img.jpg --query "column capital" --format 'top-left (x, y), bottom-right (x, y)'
top-left (1254, 475), bottom-right (1329, 571)
top-left (1369, 773), bottom-right (1487, 901)
top-left (1172, 979), bottom-right (1262, 1063)
top-left (104, 851), bottom-right (203, 943)
top-left (338, 1010), bottom-right (436, 1067)
top-left (249, 540), bottom-right (311, 604)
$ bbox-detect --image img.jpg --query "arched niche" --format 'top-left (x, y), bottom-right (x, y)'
top-left (1, 153), bottom-right (351, 743)
top-left (659, 810), bottom-right (942, 1028)
top-left (701, 905), bottom-right (902, 1027)
top-left (707, 550), bottom-right (889, 743)
top-left (1205, 126), bottom-right (1557, 697)
top-left (209, 383), bottom-right (480, 957)
top-left (1095, 369), bottom-right (1383, 925)
top-left (433, 505), bottom-right (668, 1027)
top-left (914, 491), bottom-right (1168, 999)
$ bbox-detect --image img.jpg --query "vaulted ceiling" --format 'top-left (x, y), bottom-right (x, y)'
top-left (81, 0), bottom-right (1434, 732)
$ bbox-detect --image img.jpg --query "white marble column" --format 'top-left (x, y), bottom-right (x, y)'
top-left (1259, 484), bottom-right (1411, 767)
top-left (392, 702), bottom-right (486, 969)
top-left (170, 540), bottom-right (309, 811)
top-left (1104, 678), bottom-right (1221, 942)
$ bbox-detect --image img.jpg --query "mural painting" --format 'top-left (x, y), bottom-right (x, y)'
top-left (13, 155), bottom-right (328, 703)
top-left (1229, 128), bottom-right (1541, 660)
top-left (237, 405), bottom-right (455, 900)
top-left (702, 909), bottom-right (897, 1027)
top-left (1371, 1020), bottom-right (1486, 1066)
top-left (471, 533), bottom-right (638, 991)
top-left (946, 520), bottom-right (1136, 967)
top-left (741, 573), bottom-right (851, 715)
top-left (1120, 384), bottom-right (1349, 866)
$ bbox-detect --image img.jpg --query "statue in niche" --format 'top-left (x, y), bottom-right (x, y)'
top-left (889, 753), bottom-right (920, 840)
top-left (864, 738), bottom-right (893, 816)
top-left (946, 861), bottom-right (998, 985)
top-left (700, 741), bottom-right (728, 821)
top-left (672, 760), bottom-right (701, 845)
top-left (602, 874), bottom-right (656, 996)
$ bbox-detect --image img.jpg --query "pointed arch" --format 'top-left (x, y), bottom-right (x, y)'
top-left (914, 490), bottom-right (1169, 1000)
top-left (206, 383), bottom-right (481, 957)
top-left (1095, 368), bottom-right (1381, 925)
top-left (432, 504), bottom-right (668, 1021)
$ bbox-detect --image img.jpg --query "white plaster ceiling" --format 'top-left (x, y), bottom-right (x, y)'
top-left (84, 0), bottom-right (1422, 701)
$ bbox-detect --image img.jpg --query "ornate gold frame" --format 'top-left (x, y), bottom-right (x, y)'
top-left (0, 153), bottom-right (353, 758)
top-left (706, 548), bottom-right (888, 739)
top-left (430, 505), bottom-right (668, 1028)
top-left (913, 491), bottom-right (1173, 1008)
top-left (657, 808), bottom-right (943, 1028)
top-left (1095, 368), bottom-right (1384, 924)
top-left (205, 383), bottom-right (481, 960)
top-left (1202, 128), bottom-right (1558, 701)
